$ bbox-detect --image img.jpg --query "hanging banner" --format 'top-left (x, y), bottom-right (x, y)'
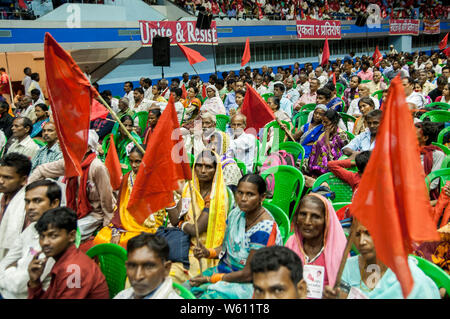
top-left (423, 19), bottom-right (440, 35)
top-left (296, 20), bottom-right (341, 39)
top-left (389, 19), bottom-right (420, 35)
top-left (139, 20), bottom-right (218, 46)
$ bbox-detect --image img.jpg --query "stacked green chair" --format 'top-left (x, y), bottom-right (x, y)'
top-left (409, 255), bottom-right (450, 296)
top-left (339, 112), bottom-right (356, 132)
top-left (271, 141), bottom-right (305, 167)
top-left (425, 168), bottom-right (450, 192)
top-left (371, 90), bottom-right (384, 100)
top-left (263, 200), bottom-right (291, 244)
top-left (432, 142), bottom-right (450, 155)
top-left (425, 102), bottom-right (450, 110)
top-left (173, 282), bottom-right (196, 299)
top-left (215, 114), bottom-right (230, 132)
top-left (420, 110), bottom-right (450, 123)
top-left (312, 172), bottom-right (354, 203)
top-left (332, 201), bottom-right (352, 213)
top-left (133, 111), bottom-right (149, 135)
top-left (292, 110), bottom-right (311, 131)
top-left (260, 165), bottom-right (305, 220)
top-left (437, 126), bottom-right (450, 144)
top-left (86, 243), bottom-right (128, 299)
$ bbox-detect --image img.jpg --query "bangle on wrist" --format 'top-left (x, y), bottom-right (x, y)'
top-left (210, 273), bottom-right (225, 284)
top-left (166, 202), bottom-right (177, 210)
top-left (208, 248), bottom-right (217, 258)
top-left (180, 222), bottom-right (189, 232)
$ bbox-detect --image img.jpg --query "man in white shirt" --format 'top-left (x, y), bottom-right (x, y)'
top-left (314, 66), bottom-right (328, 88)
top-left (253, 74), bottom-right (268, 96)
top-left (226, 114), bottom-right (256, 173)
top-left (123, 81), bottom-right (135, 109)
top-left (0, 179), bottom-right (60, 299)
top-left (30, 89), bottom-right (45, 109)
top-left (347, 83), bottom-right (380, 117)
top-left (159, 79), bottom-right (171, 100)
top-left (27, 73), bottom-right (44, 101)
top-left (273, 83), bottom-right (293, 118)
top-left (283, 78), bottom-right (300, 105)
top-left (7, 117), bottom-right (40, 160)
top-left (19, 96), bottom-right (37, 123)
top-left (0, 153), bottom-right (31, 261)
top-left (402, 77), bottom-right (426, 109)
top-left (180, 72), bottom-right (190, 89)
top-left (142, 78), bottom-right (153, 100)
top-left (21, 67), bottom-right (32, 97)
top-left (296, 73), bottom-right (310, 95)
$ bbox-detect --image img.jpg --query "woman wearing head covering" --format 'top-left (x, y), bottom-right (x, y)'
top-left (352, 97), bottom-right (375, 136)
top-left (166, 150), bottom-right (229, 284)
top-left (285, 193), bottom-right (347, 299)
top-left (201, 85), bottom-right (226, 116)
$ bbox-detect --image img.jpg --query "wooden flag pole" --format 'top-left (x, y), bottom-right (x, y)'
top-left (275, 117), bottom-right (296, 142)
top-left (4, 53), bottom-right (15, 108)
top-left (187, 179), bottom-right (204, 275)
top-left (333, 219), bottom-right (358, 292)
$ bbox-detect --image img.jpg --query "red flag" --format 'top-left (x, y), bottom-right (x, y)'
top-left (351, 76), bottom-right (440, 298)
top-left (332, 72), bottom-right (336, 85)
top-left (127, 95), bottom-right (192, 224)
top-left (444, 47), bottom-right (450, 57)
top-left (44, 32), bottom-right (95, 178)
top-left (372, 45), bottom-right (383, 67)
top-left (439, 33), bottom-right (448, 50)
top-left (321, 38), bottom-right (330, 66)
top-left (241, 38), bottom-right (251, 67)
top-left (181, 84), bottom-right (187, 99)
top-left (18, 0), bottom-right (28, 9)
top-left (177, 43), bottom-right (207, 65)
top-left (201, 84), bottom-right (207, 99)
top-left (241, 83), bottom-right (275, 136)
top-left (90, 98), bottom-right (109, 121)
top-left (104, 135), bottom-right (122, 190)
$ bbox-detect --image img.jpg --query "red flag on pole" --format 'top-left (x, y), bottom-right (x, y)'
top-left (127, 95), bottom-right (192, 224)
top-left (90, 98), bottom-right (109, 121)
top-left (177, 43), bottom-right (207, 65)
top-left (181, 83), bottom-right (188, 99)
top-left (372, 45), bottom-right (383, 67)
top-left (439, 33), bottom-right (448, 51)
top-left (104, 135), bottom-right (122, 191)
top-left (350, 75), bottom-right (440, 298)
top-left (44, 32), bottom-right (96, 178)
top-left (18, 0), bottom-right (28, 9)
top-left (241, 38), bottom-right (251, 67)
top-left (444, 47), bottom-right (450, 58)
top-left (201, 84), bottom-right (207, 99)
top-left (332, 72), bottom-right (336, 85)
top-left (321, 38), bottom-right (330, 66)
top-left (241, 83), bottom-right (275, 136)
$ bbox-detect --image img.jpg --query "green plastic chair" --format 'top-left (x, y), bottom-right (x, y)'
top-left (33, 138), bottom-right (46, 147)
top-left (260, 165), bottom-right (305, 219)
top-left (339, 112), bottom-right (356, 131)
top-left (425, 102), bottom-right (450, 110)
top-left (300, 103), bottom-right (316, 112)
top-left (253, 138), bottom-right (261, 173)
top-left (75, 228), bottom-right (81, 248)
top-left (336, 83), bottom-right (346, 97)
top-left (345, 131), bottom-right (355, 141)
top-left (261, 92), bottom-right (274, 102)
top-left (410, 255), bottom-right (450, 295)
top-left (263, 200), bottom-right (291, 244)
top-left (86, 243), bottom-right (128, 299)
top-left (187, 152), bottom-right (195, 168)
top-left (361, 80), bottom-right (371, 84)
top-left (332, 201), bottom-right (352, 212)
top-left (420, 110), bottom-right (450, 123)
top-left (226, 186), bottom-right (235, 212)
top-left (172, 281), bottom-right (196, 299)
top-left (133, 111), bottom-right (149, 134)
top-left (437, 126), bottom-right (450, 144)
top-left (258, 120), bottom-right (292, 169)
top-left (371, 89), bottom-right (384, 100)
top-left (312, 172), bottom-right (354, 203)
top-left (432, 142), bottom-right (450, 155)
top-left (234, 158), bottom-right (247, 175)
top-left (271, 141), bottom-right (305, 167)
top-left (292, 110), bottom-right (311, 131)
top-left (215, 114), bottom-right (230, 132)
top-left (425, 168), bottom-right (450, 192)
top-left (441, 155), bottom-right (450, 169)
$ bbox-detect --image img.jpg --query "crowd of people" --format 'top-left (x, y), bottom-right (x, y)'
top-left (176, 0), bottom-right (449, 21)
top-left (0, 43), bottom-right (448, 300)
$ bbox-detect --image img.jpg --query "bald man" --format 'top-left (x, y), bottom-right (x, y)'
top-left (226, 114), bottom-right (256, 173)
top-left (346, 83), bottom-right (380, 117)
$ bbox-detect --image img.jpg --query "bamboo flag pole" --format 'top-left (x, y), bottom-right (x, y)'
top-left (333, 219), bottom-right (358, 292)
top-left (275, 117), bottom-right (296, 142)
top-left (4, 53), bottom-right (15, 108)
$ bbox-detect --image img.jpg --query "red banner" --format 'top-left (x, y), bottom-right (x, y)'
top-left (423, 19), bottom-right (440, 35)
top-left (139, 20), bottom-right (218, 46)
top-left (296, 20), bottom-right (341, 39)
top-left (389, 19), bottom-right (419, 35)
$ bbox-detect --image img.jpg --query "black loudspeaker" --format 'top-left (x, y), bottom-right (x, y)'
top-left (355, 12), bottom-right (369, 27)
top-left (152, 36), bottom-right (170, 67)
top-left (196, 11), bottom-right (212, 30)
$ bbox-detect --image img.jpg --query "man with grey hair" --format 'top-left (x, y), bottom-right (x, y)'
top-left (7, 117), bottom-right (40, 160)
top-left (159, 79), bottom-right (171, 100)
top-left (183, 111), bottom-right (218, 157)
top-left (347, 83), bottom-right (380, 117)
top-left (315, 66), bottom-right (328, 88)
top-left (268, 73), bottom-right (284, 94)
top-left (296, 73), bottom-right (310, 96)
top-left (226, 113), bottom-right (256, 173)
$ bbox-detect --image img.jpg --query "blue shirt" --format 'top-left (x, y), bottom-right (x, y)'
top-left (342, 130), bottom-right (375, 152)
top-left (279, 97), bottom-right (293, 118)
top-left (224, 92), bottom-right (237, 115)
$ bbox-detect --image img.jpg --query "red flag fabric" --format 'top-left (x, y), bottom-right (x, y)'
top-left (241, 83), bottom-right (275, 136)
top-left (44, 32), bottom-right (95, 178)
top-left (177, 43), bottom-right (207, 65)
top-left (18, 0), bottom-right (28, 9)
top-left (90, 98), bottom-right (109, 121)
top-left (127, 95), bottom-right (192, 224)
top-left (332, 72), bottom-right (336, 85)
top-left (321, 38), bottom-right (330, 66)
top-left (443, 47), bottom-right (450, 58)
top-left (350, 75), bottom-right (440, 298)
top-left (241, 38), bottom-right (251, 67)
top-left (181, 84), bottom-right (187, 99)
top-left (104, 135), bottom-right (122, 190)
top-left (439, 33), bottom-right (448, 50)
top-left (201, 84), bottom-right (207, 99)
top-left (372, 45), bottom-right (383, 67)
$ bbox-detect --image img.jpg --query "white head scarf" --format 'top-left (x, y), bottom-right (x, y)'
top-left (88, 129), bottom-right (99, 154)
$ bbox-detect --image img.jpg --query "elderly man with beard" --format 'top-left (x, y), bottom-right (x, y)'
top-left (225, 114), bottom-right (256, 173)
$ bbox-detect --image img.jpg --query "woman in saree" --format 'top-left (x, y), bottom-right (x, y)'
top-left (323, 218), bottom-right (441, 299)
top-left (151, 84), bottom-right (168, 104)
top-left (167, 150), bottom-right (229, 284)
top-left (186, 174), bottom-right (283, 299)
top-left (201, 85), bottom-right (226, 116)
top-left (352, 97), bottom-right (375, 136)
top-left (93, 145), bottom-right (166, 248)
top-left (285, 193), bottom-right (347, 299)
top-left (307, 109), bottom-right (349, 178)
top-left (143, 107), bottom-right (161, 145)
top-left (30, 103), bottom-right (49, 138)
top-left (293, 104), bottom-right (326, 159)
top-left (105, 115), bottom-right (142, 174)
top-left (181, 86), bottom-right (202, 129)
